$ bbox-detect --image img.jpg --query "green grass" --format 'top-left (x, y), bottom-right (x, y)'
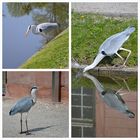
top-left (20, 28), bottom-right (69, 69)
top-left (72, 12), bottom-right (137, 67)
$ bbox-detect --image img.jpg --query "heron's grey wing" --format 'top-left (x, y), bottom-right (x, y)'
top-left (102, 91), bottom-right (127, 111)
top-left (38, 23), bottom-right (58, 31)
top-left (99, 27), bottom-right (135, 55)
top-left (115, 93), bottom-right (126, 104)
top-left (99, 32), bottom-right (122, 54)
top-left (10, 97), bottom-right (33, 115)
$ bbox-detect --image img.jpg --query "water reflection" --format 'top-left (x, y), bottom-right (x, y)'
top-left (7, 3), bottom-right (68, 38)
top-left (3, 3), bottom-right (68, 68)
top-left (83, 72), bottom-right (135, 118)
top-left (6, 3), bottom-right (68, 29)
top-left (72, 70), bottom-right (137, 137)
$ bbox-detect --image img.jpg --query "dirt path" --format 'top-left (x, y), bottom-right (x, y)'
top-left (3, 97), bottom-right (69, 137)
top-left (72, 3), bottom-right (137, 17)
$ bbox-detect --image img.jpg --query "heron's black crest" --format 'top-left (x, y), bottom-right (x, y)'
top-left (31, 86), bottom-right (37, 90)
top-left (39, 29), bottom-right (42, 32)
top-left (30, 86), bottom-right (37, 92)
top-left (101, 51), bottom-right (107, 56)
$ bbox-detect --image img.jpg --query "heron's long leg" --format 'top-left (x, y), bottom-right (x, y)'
top-left (25, 112), bottom-right (30, 135)
top-left (115, 52), bottom-right (124, 61)
top-left (115, 87), bottom-right (123, 94)
top-left (20, 113), bottom-right (23, 134)
top-left (119, 47), bottom-right (131, 65)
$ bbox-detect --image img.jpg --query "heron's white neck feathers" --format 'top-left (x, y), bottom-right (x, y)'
top-left (83, 53), bottom-right (105, 72)
top-left (31, 88), bottom-right (37, 103)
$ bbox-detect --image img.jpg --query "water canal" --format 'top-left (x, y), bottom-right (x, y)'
top-left (3, 3), bottom-right (68, 68)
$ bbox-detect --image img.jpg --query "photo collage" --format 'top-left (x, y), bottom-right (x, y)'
top-left (1, 0), bottom-right (138, 139)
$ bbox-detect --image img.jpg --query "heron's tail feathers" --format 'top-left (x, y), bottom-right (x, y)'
top-left (83, 53), bottom-right (105, 72)
top-left (9, 108), bottom-right (17, 116)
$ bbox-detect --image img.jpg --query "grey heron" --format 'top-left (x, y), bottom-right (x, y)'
top-left (83, 26), bottom-right (135, 72)
top-left (83, 72), bottom-right (135, 118)
top-left (25, 22), bottom-right (58, 37)
top-left (9, 86), bottom-right (38, 134)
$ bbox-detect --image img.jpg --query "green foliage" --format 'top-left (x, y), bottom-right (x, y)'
top-left (72, 70), bottom-right (137, 91)
top-left (20, 28), bottom-right (68, 68)
top-left (72, 12), bottom-right (137, 67)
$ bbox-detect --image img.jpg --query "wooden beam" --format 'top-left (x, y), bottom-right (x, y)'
top-left (52, 72), bottom-right (61, 102)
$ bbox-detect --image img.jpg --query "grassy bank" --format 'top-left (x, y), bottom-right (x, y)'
top-left (72, 12), bottom-right (137, 67)
top-left (20, 28), bottom-right (69, 69)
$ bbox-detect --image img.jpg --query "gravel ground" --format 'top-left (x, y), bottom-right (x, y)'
top-left (72, 3), bottom-right (137, 17)
top-left (3, 97), bottom-right (69, 137)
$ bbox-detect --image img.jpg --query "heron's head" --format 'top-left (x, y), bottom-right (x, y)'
top-left (30, 86), bottom-right (38, 103)
top-left (125, 26), bottom-right (135, 34)
top-left (126, 110), bottom-right (135, 118)
top-left (30, 86), bottom-right (38, 94)
top-left (25, 25), bottom-right (32, 37)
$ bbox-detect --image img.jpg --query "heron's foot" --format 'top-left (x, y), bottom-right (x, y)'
top-left (113, 64), bottom-right (126, 68)
top-left (112, 64), bottom-right (121, 67)
top-left (119, 64), bottom-right (127, 68)
top-left (111, 65), bottom-right (116, 68)
top-left (105, 64), bottom-right (110, 68)
top-left (19, 131), bottom-right (25, 134)
top-left (19, 131), bottom-right (31, 135)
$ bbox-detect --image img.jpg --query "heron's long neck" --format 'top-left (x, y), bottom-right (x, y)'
top-left (83, 53), bottom-right (105, 72)
top-left (31, 25), bottom-right (38, 34)
top-left (84, 73), bottom-right (104, 93)
top-left (31, 89), bottom-right (37, 103)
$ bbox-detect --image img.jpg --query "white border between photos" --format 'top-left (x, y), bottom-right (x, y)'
top-left (0, 0), bottom-right (139, 140)
top-left (69, 1), bottom-right (72, 138)
top-left (0, 1), bottom-right (2, 139)
top-left (138, 0), bottom-right (140, 139)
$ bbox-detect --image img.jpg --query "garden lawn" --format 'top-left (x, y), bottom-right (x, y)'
top-left (72, 12), bottom-right (137, 67)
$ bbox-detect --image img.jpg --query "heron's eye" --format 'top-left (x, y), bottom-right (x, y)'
top-left (101, 91), bottom-right (106, 95)
top-left (101, 51), bottom-right (107, 55)
top-left (39, 29), bottom-right (42, 32)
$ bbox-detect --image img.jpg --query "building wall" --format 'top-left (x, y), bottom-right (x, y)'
top-left (96, 90), bottom-right (137, 137)
top-left (5, 71), bottom-right (68, 101)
